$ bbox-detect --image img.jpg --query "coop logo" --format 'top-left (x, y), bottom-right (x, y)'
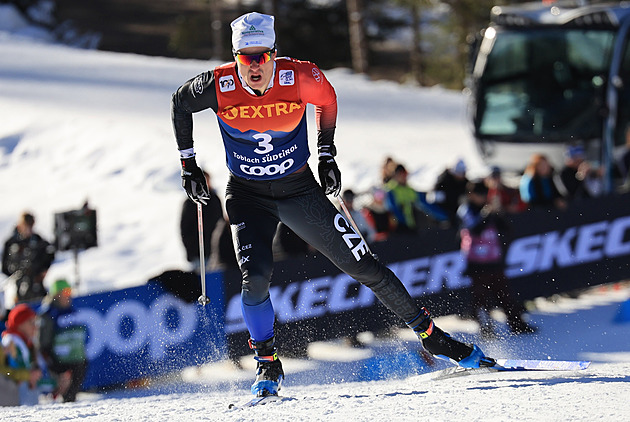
top-left (219, 75), bottom-right (235, 92)
top-left (224, 251), bottom-right (468, 333)
top-left (506, 216), bottom-right (630, 277)
top-left (67, 294), bottom-right (197, 361)
top-left (241, 158), bottom-right (294, 177)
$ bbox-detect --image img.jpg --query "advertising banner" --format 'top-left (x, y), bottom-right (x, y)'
top-left (223, 192), bottom-right (630, 357)
top-left (69, 271), bottom-right (226, 389)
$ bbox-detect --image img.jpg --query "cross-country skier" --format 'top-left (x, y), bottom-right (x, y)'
top-left (171, 12), bottom-right (492, 397)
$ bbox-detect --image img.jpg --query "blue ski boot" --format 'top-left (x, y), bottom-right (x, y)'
top-left (407, 308), bottom-right (494, 368)
top-left (249, 337), bottom-right (284, 397)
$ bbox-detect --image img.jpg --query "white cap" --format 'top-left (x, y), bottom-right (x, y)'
top-left (231, 12), bottom-right (276, 52)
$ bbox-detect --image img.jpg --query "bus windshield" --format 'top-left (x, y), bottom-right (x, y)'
top-left (474, 28), bottom-right (615, 143)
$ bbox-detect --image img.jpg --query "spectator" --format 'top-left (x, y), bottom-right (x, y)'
top-left (384, 164), bottom-right (421, 233)
top-left (1, 304), bottom-right (50, 405)
top-left (485, 166), bottom-right (526, 214)
top-left (556, 145), bottom-right (604, 200)
top-left (427, 159), bottom-right (469, 226)
top-left (577, 162), bottom-right (605, 198)
top-left (180, 170), bottom-right (224, 273)
top-left (457, 181), bottom-right (536, 338)
top-left (519, 153), bottom-right (567, 210)
top-left (38, 279), bottom-right (87, 403)
top-left (208, 218), bottom-right (239, 271)
top-left (381, 156), bottom-right (398, 184)
top-left (556, 145), bottom-right (587, 200)
top-left (362, 188), bottom-right (395, 242)
top-left (0, 348), bottom-right (21, 406)
top-left (273, 222), bottom-right (314, 260)
top-left (2, 212), bottom-right (55, 304)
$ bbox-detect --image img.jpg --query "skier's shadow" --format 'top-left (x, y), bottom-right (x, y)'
top-left (467, 375), bottom-right (630, 391)
top-left (339, 390), bottom-right (428, 399)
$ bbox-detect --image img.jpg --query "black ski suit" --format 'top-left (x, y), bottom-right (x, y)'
top-left (171, 58), bottom-right (422, 343)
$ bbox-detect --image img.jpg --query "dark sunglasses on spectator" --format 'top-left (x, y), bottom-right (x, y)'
top-left (234, 49), bottom-right (275, 66)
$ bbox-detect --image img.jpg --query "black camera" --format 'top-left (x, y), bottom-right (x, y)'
top-left (54, 206), bottom-right (98, 251)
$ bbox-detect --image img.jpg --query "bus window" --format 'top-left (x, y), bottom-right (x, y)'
top-left (476, 29), bottom-right (614, 143)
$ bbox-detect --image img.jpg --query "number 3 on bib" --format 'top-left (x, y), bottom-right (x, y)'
top-left (253, 134), bottom-right (273, 154)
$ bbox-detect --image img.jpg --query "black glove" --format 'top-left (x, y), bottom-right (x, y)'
top-left (318, 155), bottom-right (342, 196)
top-left (181, 157), bottom-right (210, 205)
top-left (316, 128), bottom-right (341, 196)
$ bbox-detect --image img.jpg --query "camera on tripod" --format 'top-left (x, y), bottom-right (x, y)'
top-left (54, 205), bottom-right (97, 252)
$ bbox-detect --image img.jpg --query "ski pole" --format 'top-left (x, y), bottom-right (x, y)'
top-left (197, 202), bottom-right (210, 306)
top-left (335, 193), bottom-right (375, 258)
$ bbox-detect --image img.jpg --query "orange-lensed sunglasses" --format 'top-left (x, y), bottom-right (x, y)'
top-left (234, 49), bottom-right (274, 66)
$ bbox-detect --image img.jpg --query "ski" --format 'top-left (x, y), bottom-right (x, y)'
top-left (494, 359), bottom-right (591, 371)
top-left (433, 359), bottom-right (591, 380)
top-left (228, 395), bottom-right (295, 409)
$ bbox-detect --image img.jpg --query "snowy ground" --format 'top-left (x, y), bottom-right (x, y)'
top-left (2, 284), bottom-right (630, 421)
top-left (2, 7), bottom-right (630, 421)
top-left (10, 364), bottom-right (630, 422)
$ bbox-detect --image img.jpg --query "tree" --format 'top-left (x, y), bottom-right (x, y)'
top-left (440, 0), bottom-right (508, 88)
top-left (346, 0), bottom-right (369, 74)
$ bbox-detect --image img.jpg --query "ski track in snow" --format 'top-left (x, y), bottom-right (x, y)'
top-left (2, 288), bottom-right (629, 421)
top-left (2, 363), bottom-right (629, 421)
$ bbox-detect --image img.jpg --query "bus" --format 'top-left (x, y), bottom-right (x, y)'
top-left (467, 0), bottom-right (630, 190)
